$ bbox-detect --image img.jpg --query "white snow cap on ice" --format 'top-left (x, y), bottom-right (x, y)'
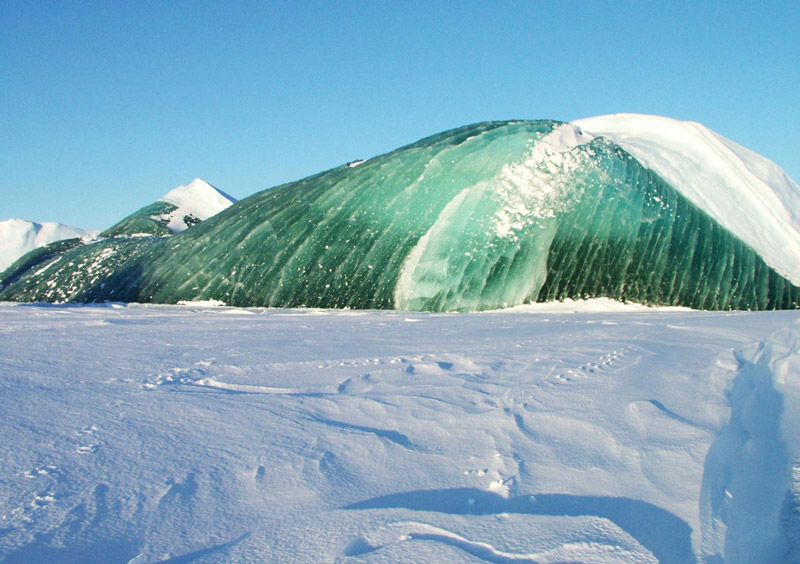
top-left (158, 178), bottom-right (237, 233)
top-left (573, 113), bottom-right (800, 285)
top-left (0, 219), bottom-right (95, 272)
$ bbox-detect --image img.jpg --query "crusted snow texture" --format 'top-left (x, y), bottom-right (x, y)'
top-left (1, 304), bottom-right (800, 562)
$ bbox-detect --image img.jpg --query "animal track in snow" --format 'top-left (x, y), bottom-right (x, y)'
top-left (22, 464), bottom-right (61, 480)
top-left (29, 492), bottom-right (56, 510)
top-left (463, 452), bottom-right (519, 498)
top-left (144, 358), bottom-right (216, 389)
top-left (14, 465), bottom-right (65, 524)
top-left (552, 346), bottom-right (640, 384)
top-left (400, 355), bottom-right (484, 379)
top-left (75, 424), bottom-right (99, 436)
top-left (158, 472), bottom-right (199, 506)
top-left (337, 373), bottom-right (374, 394)
top-left (74, 424), bottom-right (101, 454)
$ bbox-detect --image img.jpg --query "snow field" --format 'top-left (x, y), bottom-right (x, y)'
top-left (0, 304), bottom-right (799, 562)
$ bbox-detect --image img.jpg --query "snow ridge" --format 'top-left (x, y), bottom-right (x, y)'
top-left (700, 320), bottom-right (800, 562)
top-left (573, 114), bottom-right (800, 285)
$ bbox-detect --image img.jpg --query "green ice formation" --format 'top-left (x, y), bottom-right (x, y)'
top-left (100, 201), bottom-right (181, 238)
top-left (2, 120), bottom-right (799, 310)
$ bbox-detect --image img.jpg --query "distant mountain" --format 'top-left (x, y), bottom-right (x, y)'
top-left (0, 219), bottom-right (95, 272)
top-left (101, 178), bottom-right (237, 237)
top-left (2, 117), bottom-right (800, 310)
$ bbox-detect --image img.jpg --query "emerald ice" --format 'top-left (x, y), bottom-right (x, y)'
top-left (2, 120), bottom-right (799, 310)
top-left (100, 201), bottom-right (180, 238)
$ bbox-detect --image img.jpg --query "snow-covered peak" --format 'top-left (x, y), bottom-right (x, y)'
top-left (157, 178), bottom-right (237, 233)
top-left (573, 114), bottom-right (800, 285)
top-left (0, 218), bottom-right (96, 272)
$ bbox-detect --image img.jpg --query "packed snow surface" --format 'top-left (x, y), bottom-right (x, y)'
top-left (573, 114), bottom-right (800, 285)
top-left (0, 219), bottom-right (94, 272)
top-left (1, 302), bottom-right (799, 563)
top-left (158, 178), bottom-right (237, 232)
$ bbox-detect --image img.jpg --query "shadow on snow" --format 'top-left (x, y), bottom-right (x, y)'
top-left (344, 487), bottom-right (696, 564)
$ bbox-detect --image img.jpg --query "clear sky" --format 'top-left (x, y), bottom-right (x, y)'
top-left (2, 1), bottom-right (798, 229)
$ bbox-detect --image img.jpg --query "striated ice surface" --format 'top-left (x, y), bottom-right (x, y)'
top-left (574, 114), bottom-right (800, 285)
top-left (2, 120), bottom-right (799, 311)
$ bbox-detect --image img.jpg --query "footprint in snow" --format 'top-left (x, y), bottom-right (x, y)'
top-left (337, 373), bottom-right (374, 394)
top-left (401, 355), bottom-right (488, 383)
top-left (158, 472), bottom-right (199, 505)
top-left (76, 424), bottom-right (99, 436)
top-left (23, 464), bottom-right (61, 479)
top-left (552, 347), bottom-right (635, 383)
top-left (144, 358), bottom-right (216, 390)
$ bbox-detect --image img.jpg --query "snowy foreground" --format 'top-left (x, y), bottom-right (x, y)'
top-left (1, 303), bottom-right (800, 563)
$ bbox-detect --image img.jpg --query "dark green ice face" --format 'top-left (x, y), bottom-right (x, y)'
top-left (100, 201), bottom-right (178, 238)
top-left (2, 120), bottom-right (799, 311)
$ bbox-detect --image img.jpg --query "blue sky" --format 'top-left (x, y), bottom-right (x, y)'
top-left (2, 1), bottom-right (798, 229)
